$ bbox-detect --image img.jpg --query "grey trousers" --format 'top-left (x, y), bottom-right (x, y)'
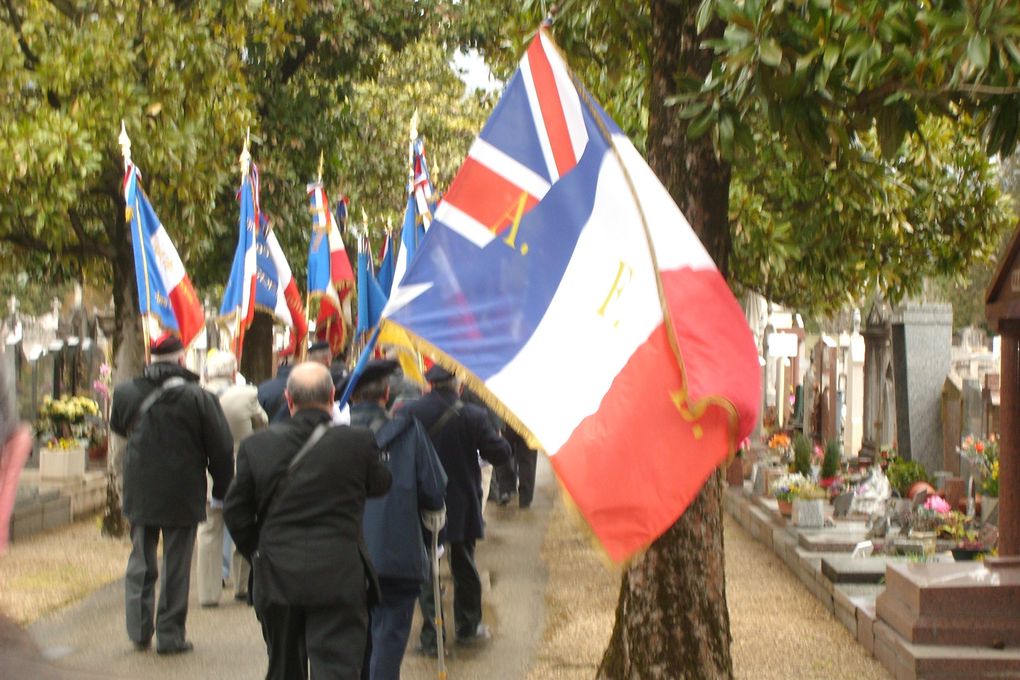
top-left (125, 524), bottom-right (196, 649)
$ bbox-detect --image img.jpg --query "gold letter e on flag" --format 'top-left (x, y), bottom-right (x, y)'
top-left (597, 260), bottom-right (634, 328)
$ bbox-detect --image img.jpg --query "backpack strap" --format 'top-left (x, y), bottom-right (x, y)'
top-left (256, 423), bottom-right (329, 529)
top-left (427, 399), bottom-right (463, 439)
top-left (128, 376), bottom-right (186, 435)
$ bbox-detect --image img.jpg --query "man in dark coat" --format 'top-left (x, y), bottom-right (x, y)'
top-left (401, 364), bottom-right (510, 647)
top-left (224, 362), bottom-right (392, 680)
top-left (257, 349), bottom-right (294, 419)
top-left (349, 360), bottom-right (447, 680)
top-left (109, 334), bottom-right (234, 655)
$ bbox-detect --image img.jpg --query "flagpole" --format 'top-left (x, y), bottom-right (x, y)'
top-left (235, 128), bottom-right (252, 364)
top-left (119, 121), bottom-right (152, 365)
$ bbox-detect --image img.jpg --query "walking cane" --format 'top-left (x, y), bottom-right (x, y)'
top-left (423, 507), bottom-right (447, 680)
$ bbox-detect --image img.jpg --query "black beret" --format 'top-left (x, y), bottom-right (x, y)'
top-left (339, 359), bottom-right (399, 397)
top-left (150, 333), bottom-right (184, 355)
top-left (308, 340), bottom-right (331, 353)
top-left (425, 364), bottom-right (454, 383)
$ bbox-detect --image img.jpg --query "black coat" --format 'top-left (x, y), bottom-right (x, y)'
top-left (401, 387), bottom-right (510, 543)
top-left (223, 409), bottom-right (392, 609)
top-left (110, 362), bottom-right (234, 527)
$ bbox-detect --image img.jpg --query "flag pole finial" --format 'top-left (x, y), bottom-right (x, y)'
top-left (409, 110), bottom-right (419, 142)
top-left (118, 120), bottom-right (132, 169)
top-left (317, 150), bottom-right (324, 185)
top-left (240, 127), bottom-right (251, 177)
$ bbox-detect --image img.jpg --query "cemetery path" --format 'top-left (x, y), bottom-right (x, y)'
top-left (22, 459), bottom-right (889, 680)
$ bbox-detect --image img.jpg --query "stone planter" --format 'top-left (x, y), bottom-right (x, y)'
top-left (726, 457), bottom-right (745, 487)
top-left (792, 498), bottom-right (825, 528)
top-left (39, 446), bottom-right (86, 479)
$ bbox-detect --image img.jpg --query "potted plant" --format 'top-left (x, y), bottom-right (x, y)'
top-left (792, 434), bottom-right (812, 476)
top-left (791, 481), bottom-right (827, 528)
top-left (35, 395), bottom-right (99, 479)
top-left (885, 457), bottom-right (929, 499)
top-left (909, 495), bottom-right (952, 558)
top-left (937, 510), bottom-right (986, 561)
top-left (770, 472), bottom-right (808, 517)
top-left (819, 439), bottom-right (842, 492)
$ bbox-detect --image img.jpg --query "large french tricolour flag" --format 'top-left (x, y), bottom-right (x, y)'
top-left (124, 164), bottom-right (205, 349)
top-left (382, 29), bottom-right (760, 562)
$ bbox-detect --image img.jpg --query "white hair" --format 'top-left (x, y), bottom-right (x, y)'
top-left (205, 351), bottom-right (238, 381)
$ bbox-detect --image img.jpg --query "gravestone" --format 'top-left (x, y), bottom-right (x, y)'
top-left (860, 300), bottom-right (892, 461)
top-left (890, 302), bottom-right (952, 475)
top-left (941, 374), bottom-right (962, 475)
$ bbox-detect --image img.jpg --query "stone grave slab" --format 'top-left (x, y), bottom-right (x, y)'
top-left (821, 555), bottom-right (895, 584)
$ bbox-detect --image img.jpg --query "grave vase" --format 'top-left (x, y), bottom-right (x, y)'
top-left (39, 446), bottom-right (86, 479)
top-left (981, 496), bottom-right (999, 524)
top-left (776, 499), bottom-right (793, 517)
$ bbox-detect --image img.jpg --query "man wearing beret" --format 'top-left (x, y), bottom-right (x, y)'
top-left (348, 360), bottom-right (447, 679)
top-left (110, 333), bottom-right (234, 655)
top-left (402, 364), bottom-right (511, 649)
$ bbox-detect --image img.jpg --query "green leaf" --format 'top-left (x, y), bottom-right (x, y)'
top-left (687, 108), bottom-right (716, 139)
top-left (696, 0), bottom-right (715, 35)
top-left (967, 35), bottom-right (990, 71)
top-left (759, 38), bottom-right (783, 67)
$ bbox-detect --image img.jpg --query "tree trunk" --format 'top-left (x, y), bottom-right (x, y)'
top-left (598, 2), bottom-right (735, 678)
top-left (104, 202), bottom-right (140, 538)
top-left (240, 311), bottom-right (274, 385)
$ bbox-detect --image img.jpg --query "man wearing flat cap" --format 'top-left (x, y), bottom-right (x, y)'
top-left (402, 363), bottom-right (510, 649)
top-left (109, 333), bottom-right (234, 655)
top-left (348, 360), bottom-right (447, 679)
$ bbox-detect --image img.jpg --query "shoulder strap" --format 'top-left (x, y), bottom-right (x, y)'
top-left (427, 399), bottom-right (463, 439)
top-left (128, 376), bottom-right (187, 435)
top-left (257, 423), bottom-right (329, 528)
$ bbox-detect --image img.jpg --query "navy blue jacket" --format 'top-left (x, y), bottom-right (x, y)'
top-left (355, 403), bottom-right (447, 583)
top-left (256, 363), bottom-right (292, 421)
top-left (401, 388), bottom-right (510, 543)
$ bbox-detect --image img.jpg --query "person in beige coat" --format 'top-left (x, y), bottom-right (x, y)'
top-left (198, 350), bottom-right (267, 606)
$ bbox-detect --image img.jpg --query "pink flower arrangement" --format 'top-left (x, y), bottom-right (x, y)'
top-left (923, 495), bottom-right (951, 514)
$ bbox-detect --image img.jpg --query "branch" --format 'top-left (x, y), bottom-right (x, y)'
top-left (279, 34), bottom-right (321, 85)
top-left (69, 209), bottom-right (115, 259)
top-left (2, 0), bottom-right (39, 69)
top-left (44, 0), bottom-right (81, 21)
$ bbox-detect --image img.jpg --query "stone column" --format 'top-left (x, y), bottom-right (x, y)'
top-left (860, 303), bottom-right (890, 460)
top-left (999, 326), bottom-right (1020, 557)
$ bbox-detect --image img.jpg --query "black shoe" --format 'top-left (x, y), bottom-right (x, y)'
top-left (456, 623), bottom-right (492, 646)
top-left (415, 644), bottom-right (449, 658)
top-left (132, 639), bottom-right (151, 652)
top-left (156, 641), bottom-right (194, 656)
top-left (497, 492), bottom-right (511, 506)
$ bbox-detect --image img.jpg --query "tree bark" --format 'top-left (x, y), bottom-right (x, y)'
top-left (240, 311), bottom-right (274, 385)
top-left (104, 201), bottom-right (140, 538)
top-left (598, 2), bottom-right (735, 678)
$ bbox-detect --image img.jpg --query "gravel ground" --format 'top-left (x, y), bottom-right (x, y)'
top-left (0, 517), bottom-right (129, 625)
top-left (525, 497), bottom-right (891, 680)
